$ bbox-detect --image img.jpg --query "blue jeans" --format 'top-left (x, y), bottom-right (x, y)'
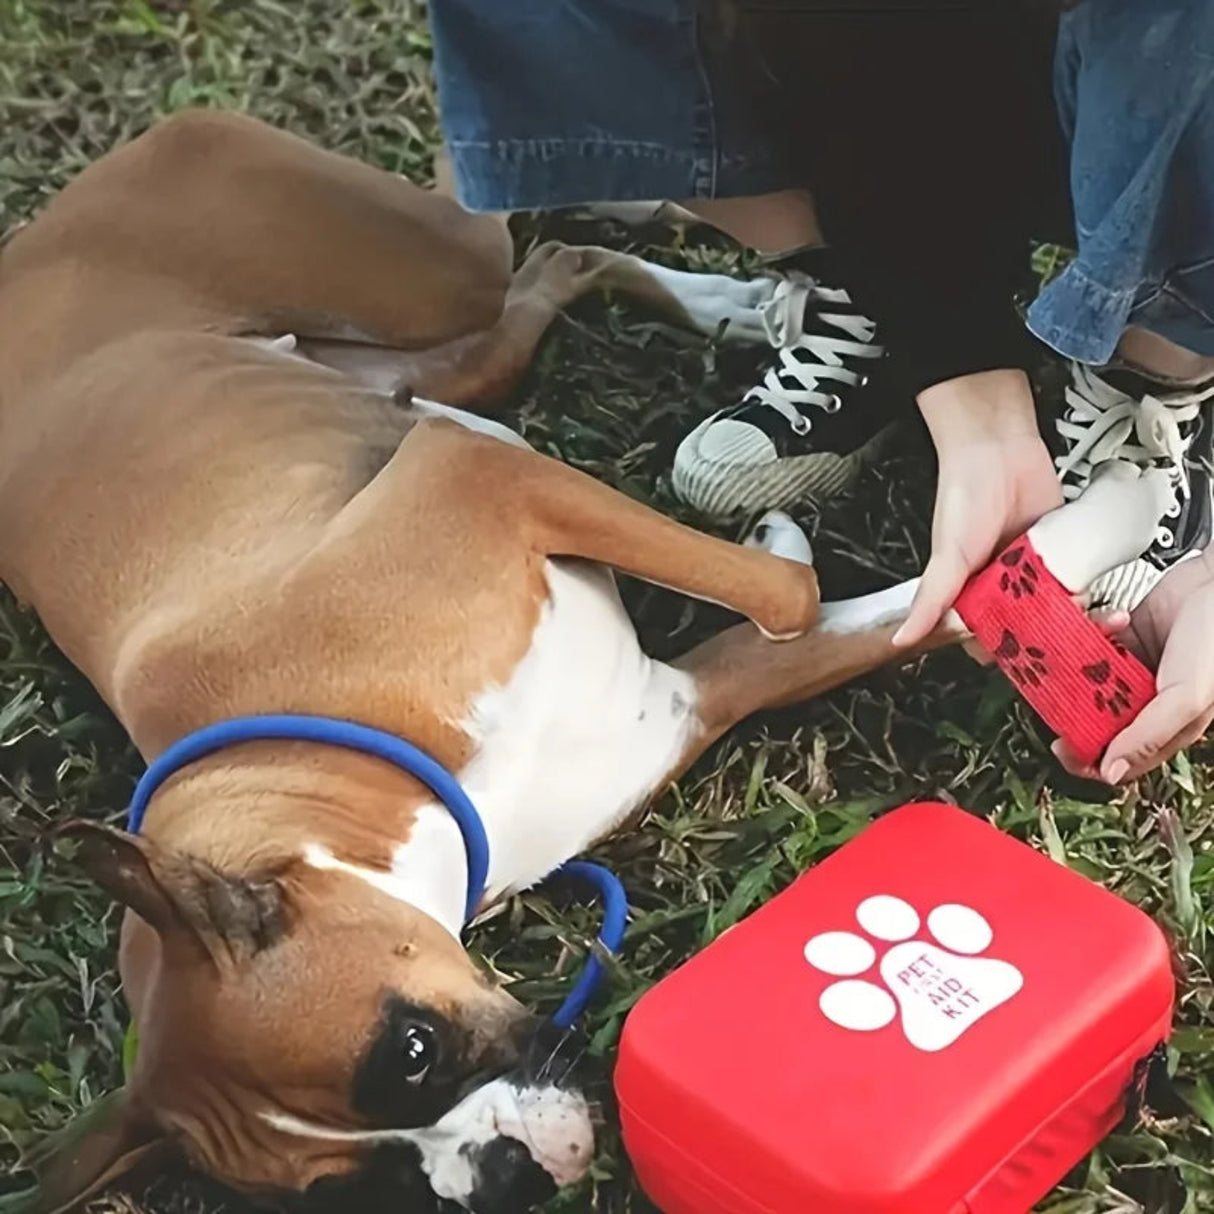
top-left (1029, 0), bottom-right (1214, 363)
top-left (429, 0), bottom-right (792, 212)
top-left (431, 0), bottom-right (1214, 369)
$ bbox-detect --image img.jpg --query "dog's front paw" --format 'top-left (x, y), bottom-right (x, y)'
top-left (759, 566), bottom-right (821, 640)
top-left (745, 512), bottom-right (820, 638)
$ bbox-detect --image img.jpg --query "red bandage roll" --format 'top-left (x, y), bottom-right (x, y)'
top-left (954, 535), bottom-right (1156, 767)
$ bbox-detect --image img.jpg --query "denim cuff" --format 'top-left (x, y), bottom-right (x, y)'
top-left (1026, 260), bottom-right (1137, 366)
top-left (1029, 255), bottom-right (1214, 365)
top-left (447, 138), bottom-right (799, 215)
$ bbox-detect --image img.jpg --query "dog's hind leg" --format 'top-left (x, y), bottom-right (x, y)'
top-left (300, 243), bottom-right (608, 408)
top-left (518, 245), bottom-right (786, 344)
top-left (380, 243), bottom-right (790, 406)
top-left (55, 109), bottom-right (515, 350)
top-left (313, 242), bottom-right (794, 407)
top-left (291, 238), bottom-right (806, 408)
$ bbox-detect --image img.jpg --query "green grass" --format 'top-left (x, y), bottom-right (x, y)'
top-left (2, 3), bottom-right (1212, 1212)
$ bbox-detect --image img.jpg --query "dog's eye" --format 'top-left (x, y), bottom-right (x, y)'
top-left (401, 1024), bottom-right (436, 1084)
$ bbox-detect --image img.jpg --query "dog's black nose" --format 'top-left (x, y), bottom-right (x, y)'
top-left (467, 1137), bottom-right (556, 1214)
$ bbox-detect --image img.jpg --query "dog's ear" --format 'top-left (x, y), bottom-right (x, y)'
top-left (1, 1087), bottom-right (172, 1214)
top-left (56, 820), bottom-right (289, 960)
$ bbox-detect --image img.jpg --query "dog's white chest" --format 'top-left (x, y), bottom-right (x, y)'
top-left (458, 559), bottom-right (698, 896)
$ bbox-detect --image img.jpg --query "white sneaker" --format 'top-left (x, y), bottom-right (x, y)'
top-left (672, 257), bottom-right (893, 520)
top-left (1050, 362), bottom-right (1214, 612)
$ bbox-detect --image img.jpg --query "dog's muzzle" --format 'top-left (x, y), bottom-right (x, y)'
top-left (467, 1025), bottom-right (594, 1210)
top-left (409, 1023), bottom-right (594, 1211)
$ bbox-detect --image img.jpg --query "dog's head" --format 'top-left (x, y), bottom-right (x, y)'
top-left (23, 822), bottom-right (593, 1214)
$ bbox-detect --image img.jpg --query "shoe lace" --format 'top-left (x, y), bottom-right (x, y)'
top-left (1055, 363), bottom-right (1214, 547)
top-left (747, 272), bottom-right (884, 436)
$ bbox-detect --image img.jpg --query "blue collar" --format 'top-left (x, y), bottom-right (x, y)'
top-left (126, 712), bottom-right (625, 1029)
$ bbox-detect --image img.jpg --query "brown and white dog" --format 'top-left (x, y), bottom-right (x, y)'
top-left (0, 111), bottom-right (1170, 1214)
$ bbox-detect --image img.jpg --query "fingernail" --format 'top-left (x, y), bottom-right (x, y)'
top-left (1106, 759), bottom-right (1129, 784)
top-left (891, 625), bottom-right (909, 646)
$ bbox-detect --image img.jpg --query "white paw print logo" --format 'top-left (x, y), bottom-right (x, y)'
top-left (803, 896), bottom-right (1024, 1052)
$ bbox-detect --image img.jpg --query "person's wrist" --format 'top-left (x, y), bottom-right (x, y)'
top-left (917, 368), bottom-right (1039, 457)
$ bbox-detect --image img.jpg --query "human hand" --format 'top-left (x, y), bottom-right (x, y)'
top-left (894, 369), bottom-right (1063, 647)
top-left (1053, 548), bottom-right (1214, 784)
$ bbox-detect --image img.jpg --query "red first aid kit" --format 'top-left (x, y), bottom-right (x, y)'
top-left (616, 803), bottom-right (1174, 1214)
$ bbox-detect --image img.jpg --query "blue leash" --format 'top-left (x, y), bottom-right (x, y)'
top-left (126, 713), bottom-right (626, 1029)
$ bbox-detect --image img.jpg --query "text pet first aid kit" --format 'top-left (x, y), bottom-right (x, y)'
top-left (615, 803), bottom-right (1174, 1214)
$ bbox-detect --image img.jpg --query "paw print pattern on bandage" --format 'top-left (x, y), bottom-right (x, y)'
top-left (997, 545), bottom-right (1040, 599)
top-left (993, 629), bottom-right (1048, 689)
top-left (1081, 659), bottom-right (1134, 717)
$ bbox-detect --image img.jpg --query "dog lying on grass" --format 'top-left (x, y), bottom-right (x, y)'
top-left (0, 110), bottom-right (1171, 1213)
